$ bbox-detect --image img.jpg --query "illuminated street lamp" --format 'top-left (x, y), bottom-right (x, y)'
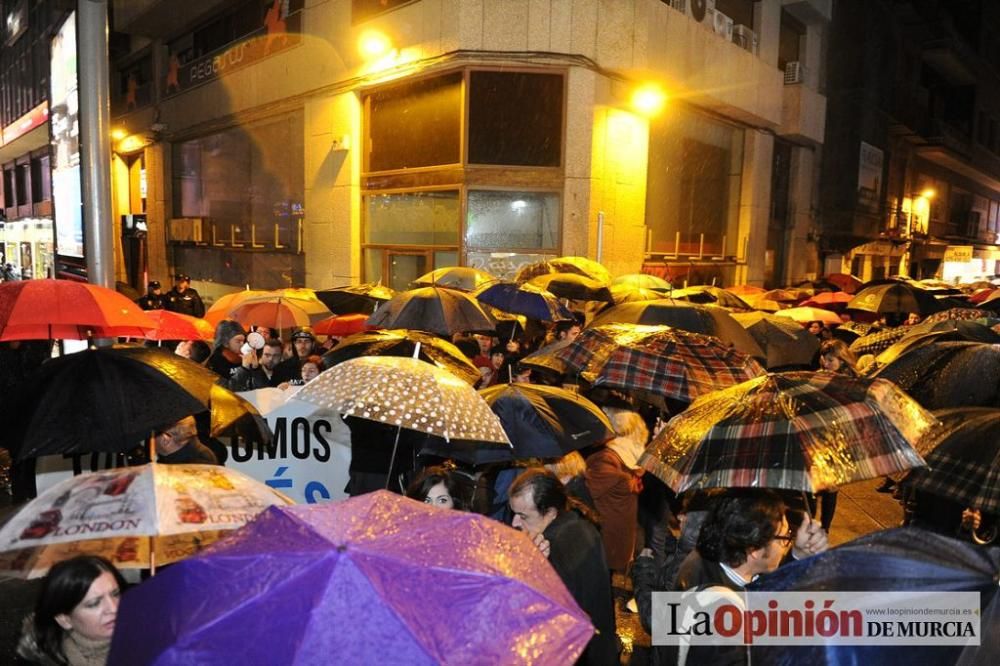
top-left (358, 30), bottom-right (393, 59)
top-left (630, 83), bottom-right (667, 117)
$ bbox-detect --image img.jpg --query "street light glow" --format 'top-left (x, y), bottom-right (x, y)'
top-left (920, 188), bottom-right (936, 199)
top-left (631, 84), bottom-right (667, 117)
top-left (110, 127), bottom-right (126, 140)
top-left (358, 30), bottom-right (393, 59)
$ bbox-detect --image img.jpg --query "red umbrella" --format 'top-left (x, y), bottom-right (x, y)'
top-left (827, 273), bottom-right (863, 294)
top-left (313, 314), bottom-right (370, 337)
top-left (799, 291), bottom-right (853, 308)
top-left (0, 279), bottom-right (155, 341)
top-left (142, 310), bottom-right (214, 342)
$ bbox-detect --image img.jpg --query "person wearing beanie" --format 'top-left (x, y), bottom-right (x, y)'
top-left (206, 319), bottom-right (246, 381)
top-left (273, 327), bottom-right (318, 386)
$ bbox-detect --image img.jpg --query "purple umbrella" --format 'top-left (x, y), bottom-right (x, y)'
top-left (109, 491), bottom-right (594, 665)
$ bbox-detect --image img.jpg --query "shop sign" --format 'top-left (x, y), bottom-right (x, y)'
top-left (0, 102), bottom-right (48, 147)
top-left (164, 4), bottom-right (302, 98)
top-left (943, 245), bottom-right (974, 263)
top-left (852, 240), bottom-right (906, 257)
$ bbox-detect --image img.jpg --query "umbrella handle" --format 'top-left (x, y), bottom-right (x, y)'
top-left (385, 425), bottom-right (403, 492)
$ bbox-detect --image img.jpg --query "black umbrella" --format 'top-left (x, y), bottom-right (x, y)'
top-left (435, 383), bottom-right (613, 462)
top-left (527, 273), bottom-right (613, 302)
top-left (519, 338), bottom-right (573, 380)
top-left (906, 407), bottom-right (1000, 514)
top-left (730, 311), bottom-right (819, 369)
top-left (870, 341), bottom-right (1000, 409)
top-left (750, 527), bottom-right (1000, 666)
top-left (904, 318), bottom-right (1000, 344)
top-left (314, 283), bottom-right (396, 315)
top-left (321, 329), bottom-right (481, 385)
top-left (668, 286), bottom-right (752, 311)
top-left (590, 300), bottom-right (765, 359)
top-left (848, 282), bottom-right (943, 316)
top-left (366, 286), bottom-right (496, 336)
top-left (10, 346), bottom-right (270, 459)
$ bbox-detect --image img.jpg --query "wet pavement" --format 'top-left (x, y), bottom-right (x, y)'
top-left (0, 478), bottom-right (902, 663)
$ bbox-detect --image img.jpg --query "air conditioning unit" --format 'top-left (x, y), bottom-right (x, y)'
top-left (690, 0), bottom-right (714, 23)
top-left (169, 217), bottom-right (204, 243)
top-left (784, 61), bottom-right (805, 84)
top-left (711, 10), bottom-right (734, 40)
top-left (732, 24), bottom-right (758, 54)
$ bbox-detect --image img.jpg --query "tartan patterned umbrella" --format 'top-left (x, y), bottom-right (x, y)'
top-left (906, 408), bottom-right (1000, 513)
top-left (554, 324), bottom-right (766, 406)
top-left (639, 371), bottom-right (939, 494)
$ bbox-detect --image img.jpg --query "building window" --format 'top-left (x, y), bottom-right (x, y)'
top-left (171, 111), bottom-right (304, 251)
top-left (367, 73), bottom-right (463, 172)
top-left (778, 10), bottom-right (805, 72)
top-left (646, 104), bottom-right (744, 258)
top-left (468, 71), bottom-right (563, 167)
top-left (715, 0), bottom-right (755, 31)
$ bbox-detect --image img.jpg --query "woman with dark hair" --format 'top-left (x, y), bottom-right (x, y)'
top-left (405, 466), bottom-right (464, 510)
top-left (17, 555), bottom-right (126, 665)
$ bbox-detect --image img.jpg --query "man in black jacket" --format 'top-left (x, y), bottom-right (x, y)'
top-left (163, 274), bottom-right (205, 318)
top-left (509, 469), bottom-right (618, 665)
top-left (136, 280), bottom-right (164, 310)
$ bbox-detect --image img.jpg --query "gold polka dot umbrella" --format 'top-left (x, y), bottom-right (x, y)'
top-left (294, 356), bottom-right (511, 463)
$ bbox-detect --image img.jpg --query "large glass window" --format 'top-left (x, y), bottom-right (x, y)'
top-left (365, 190), bottom-right (460, 245)
top-left (172, 111), bottom-right (304, 249)
top-left (468, 72), bottom-right (563, 167)
top-left (367, 73), bottom-right (463, 172)
top-left (466, 190), bottom-right (559, 250)
top-left (646, 105), bottom-right (744, 258)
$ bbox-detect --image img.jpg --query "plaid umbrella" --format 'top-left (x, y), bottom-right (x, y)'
top-left (849, 326), bottom-right (908, 355)
top-left (905, 407), bottom-right (1000, 513)
top-left (639, 371), bottom-right (938, 494)
top-left (555, 324), bottom-right (766, 406)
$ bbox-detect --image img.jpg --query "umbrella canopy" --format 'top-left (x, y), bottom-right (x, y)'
top-left (870, 341), bottom-right (1000, 409)
top-left (0, 463), bottom-right (291, 563)
top-left (528, 273), bottom-right (613, 302)
top-left (313, 313), bottom-right (370, 337)
top-left (228, 300), bottom-right (315, 330)
top-left (639, 371), bottom-right (938, 493)
top-left (799, 291), bottom-right (853, 308)
top-left (444, 383), bottom-right (614, 462)
top-left (749, 527), bottom-right (1000, 666)
top-left (825, 273), bottom-right (863, 294)
top-left (547, 256), bottom-right (612, 283)
top-left (759, 288), bottom-right (805, 304)
top-left (906, 407), bottom-right (1000, 513)
top-left (314, 283), bottom-right (396, 315)
top-left (745, 296), bottom-right (785, 312)
top-left (414, 266), bottom-right (496, 292)
top-left (294, 356), bottom-right (510, 462)
top-left (608, 284), bottom-right (667, 304)
top-left (10, 346), bottom-right (270, 459)
top-left (142, 310), bottom-right (214, 342)
top-left (904, 318), bottom-right (1000, 344)
top-left (725, 284), bottom-right (767, 297)
top-left (475, 281), bottom-right (574, 322)
top-left (556, 324), bottom-right (766, 406)
top-left (969, 287), bottom-right (999, 304)
top-left (108, 491), bottom-right (594, 665)
top-left (773, 306), bottom-right (842, 326)
top-left (668, 285), bottom-right (752, 310)
top-left (322, 329), bottom-right (481, 385)
top-left (202, 289), bottom-right (271, 326)
top-left (848, 325), bottom-right (909, 356)
top-left (519, 338), bottom-right (573, 379)
top-left (730, 311), bottom-right (820, 369)
top-left (848, 282), bottom-right (942, 315)
top-left (611, 273), bottom-right (671, 290)
top-left (367, 286), bottom-right (496, 337)
top-left (590, 300), bottom-right (765, 359)
top-left (0, 279), bottom-right (156, 341)
top-left (921, 306), bottom-right (993, 323)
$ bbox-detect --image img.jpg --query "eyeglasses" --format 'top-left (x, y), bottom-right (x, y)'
top-left (773, 527), bottom-right (796, 549)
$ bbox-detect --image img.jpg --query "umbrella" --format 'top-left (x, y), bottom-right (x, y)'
top-left (759, 288), bottom-right (805, 304)
top-left (108, 491), bottom-right (595, 665)
top-left (548, 256), bottom-right (612, 283)
top-left (773, 306), bottom-right (842, 326)
top-left (904, 318), bottom-right (1000, 344)
top-left (314, 283), bottom-right (396, 315)
top-left (905, 407), bottom-right (1000, 513)
top-left (367, 286), bottom-right (496, 337)
top-left (749, 528), bottom-right (1000, 666)
top-left (825, 272), bottom-right (863, 294)
top-left (10, 346), bottom-right (272, 460)
top-left (519, 338), bottom-right (573, 379)
top-left (142, 310), bottom-right (214, 342)
top-left (528, 273), bottom-right (613, 302)
top-left (313, 313), bottom-right (370, 337)
top-left (612, 273), bottom-right (671, 290)
top-left (430, 383), bottom-right (613, 462)
top-left (556, 324), bottom-right (766, 406)
top-left (725, 284), bottom-right (766, 297)
top-left (0, 279), bottom-right (156, 341)
top-left (969, 287), bottom-right (999, 304)
top-left (799, 291), bottom-right (853, 308)
top-left (639, 371), bottom-right (938, 494)
top-left (921, 307), bottom-right (994, 323)
top-left (848, 282), bottom-right (942, 315)
top-left (475, 281), bottom-right (574, 322)
top-left (414, 266), bottom-right (497, 292)
top-left (321, 329), bottom-right (481, 385)
top-left (870, 341), bottom-right (1000, 409)
top-left (590, 300), bottom-right (765, 359)
top-left (202, 289), bottom-right (271, 326)
top-left (295, 356), bottom-right (511, 465)
top-left (668, 285), bottom-right (752, 310)
top-left (228, 299), bottom-right (316, 330)
top-left (746, 295), bottom-right (785, 312)
top-left (831, 320), bottom-right (875, 344)
top-left (0, 463), bottom-right (292, 575)
top-left (730, 311), bottom-right (820, 369)
top-left (848, 326), bottom-right (909, 355)
top-left (608, 284), bottom-right (667, 304)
